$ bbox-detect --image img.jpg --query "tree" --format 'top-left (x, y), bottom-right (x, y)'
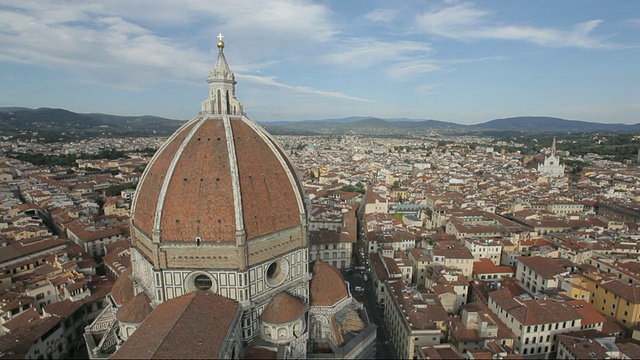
top-left (104, 183), bottom-right (137, 197)
top-left (133, 164), bottom-right (147, 173)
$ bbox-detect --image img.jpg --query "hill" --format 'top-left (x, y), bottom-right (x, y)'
top-left (1, 108), bottom-right (639, 139)
top-left (260, 116), bottom-right (464, 135)
top-left (0, 107), bottom-right (185, 140)
top-left (474, 116), bottom-right (640, 133)
top-left (261, 116), bottom-right (640, 135)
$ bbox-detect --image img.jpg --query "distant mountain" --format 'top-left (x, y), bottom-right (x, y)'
top-left (259, 116), bottom-right (463, 135)
top-left (261, 115), bottom-right (640, 134)
top-left (0, 107), bottom-right (185, 139)
top-left (474, 116), bottom-right (640, 133)
top-left (263, 116), bottom-right (370, 125)
top-left (1, 108), bottom-right (639, 139)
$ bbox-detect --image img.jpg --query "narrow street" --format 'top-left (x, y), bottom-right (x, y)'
top-left (344, 269), bottom-right (396, 359)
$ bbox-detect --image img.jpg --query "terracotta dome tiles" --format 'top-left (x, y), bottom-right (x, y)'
top-left (159, 118), bottom-right (236, 242)
top-left (310, 260), bottom-right (348, 307)
top-left (260, 291), bottom-right (306, 324)
top-left (131, 115), bottom-right (304, 244)
top-left (133, 120), bottom-right (197, 238)
top-left (232, 119), bottom-right (300, 240)
top-left (116, 292), bottom-right (153, 324)
top-left (111, 268), bottom-right (134, 306)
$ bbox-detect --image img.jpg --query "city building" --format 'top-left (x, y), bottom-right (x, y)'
top-left (383, 279), bottom-right (449, 359)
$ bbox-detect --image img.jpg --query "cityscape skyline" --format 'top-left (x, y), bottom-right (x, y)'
top-left (1, 1), bottom-right (639, 124)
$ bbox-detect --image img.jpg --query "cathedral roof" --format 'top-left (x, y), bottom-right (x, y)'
top-left (116, 291), bottom-right (153, 324)
top-left (111, 291), bottom-right (240, 359)
top-left (260, 291), bottom-right (307, 325)
top-left (310, 260), bottom-right (348, 307)
top-left (131, 36), bottom-right (304, 248)
top-left (131, 115), bottom-right (304, 244)
top-left (243, 346), bottom-right (277, 359)
top-left (111, 268), bottom-right (133, 306)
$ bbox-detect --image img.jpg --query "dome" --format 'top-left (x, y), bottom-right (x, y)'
top-left (260, 291), bottom-right (307, 324)
top-left (128, 37), bottom-right (308, 307)
top-left (116, 292), bottom-right (153, 324)
top-left (310, 260), bottom-right (348, 307)
top-left (130, 114), bottom-right (306, 270)
top-left (132, 115), bottom-right (304, 243)
top-left (111, 268), bottom-right (134, 306)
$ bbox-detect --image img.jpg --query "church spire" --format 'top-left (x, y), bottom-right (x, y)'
top-left (551, 136), bottom-right (557, 155)
top-left (201, 33), bottom-right (243, 116)
top-left (211, 33), bottom-right (233, 82)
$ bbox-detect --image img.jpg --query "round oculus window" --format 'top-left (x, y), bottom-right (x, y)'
top-left (265, 258), bottom-right (289, 287)
top-left (194, 274), bottom-right (213, 291)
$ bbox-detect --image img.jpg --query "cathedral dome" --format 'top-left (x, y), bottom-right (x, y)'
top-left (129, 37), bottom-right (306, 272)
top-left (131, 115), bottom-right (304, 243)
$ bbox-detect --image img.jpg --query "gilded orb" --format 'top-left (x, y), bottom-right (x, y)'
top-left (217, 40), bottom-right (225, 50)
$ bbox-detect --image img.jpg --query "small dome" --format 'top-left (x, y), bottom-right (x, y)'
top-left (116, 292), bottom-right (153, 324)
top-left (310, 260), bottom-right (348, 307)
top-left (260, 292), bottom-right (306, 324)
top-left (111, 268), bottom-right (133, 306)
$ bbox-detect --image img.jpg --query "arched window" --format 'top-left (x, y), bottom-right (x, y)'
top-left (226, 90), bottom-right (231, 114)
top-left (217, 89), bottom-right (222, 114)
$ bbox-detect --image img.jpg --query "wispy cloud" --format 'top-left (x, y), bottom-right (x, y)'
top-left (626, 18), bottom-right (640, 27)
top-left (364, 9), bottom-right (399, 23)
top-left (239, 74), bottom-right (374, 103)
top-left (415, 3), bottom-right (621, 49)
top-left (386, 60), bottom-right (440, 79)
top-left (415, 83), bottom-right (444, 95)
top-left (0, 0), bottom-right (338, 89)
top-left (320, 39), bottom-right (431, 68)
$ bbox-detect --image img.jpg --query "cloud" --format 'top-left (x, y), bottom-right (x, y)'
top-left (364, 9), bottom-right (399, 23)
top-left (0, 1), bottom-right (339, 89)
top-left (386, 60), bottom-right (440, 79)
top-left (239, 74), bottom-right (374, 103)
top-left (415, 3), bottom-right (621, 49)
top-left (319, 39), bottom-right (431, 68)
top-left (415, 83), bottom-right (444, 95)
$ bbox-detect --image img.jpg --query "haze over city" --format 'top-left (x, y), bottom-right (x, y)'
top-left (1, 0), bottom-right (639, 123)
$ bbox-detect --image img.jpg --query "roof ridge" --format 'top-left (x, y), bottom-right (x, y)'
top-left (149, 291), bottom-right (198, 358)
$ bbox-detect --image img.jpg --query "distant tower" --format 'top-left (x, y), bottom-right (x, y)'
top-left (537, 137), bottom-right (565, 178)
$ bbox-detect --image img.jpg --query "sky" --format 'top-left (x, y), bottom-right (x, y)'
top-left (1, 1), bottom-right (639, 124)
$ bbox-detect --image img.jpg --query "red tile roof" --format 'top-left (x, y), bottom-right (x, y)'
top-left (116, 292), bottom-right (153, 324)
top-left (111, 268), bottom-right (133, 306)
top-left (111, 291), bottom-right (240, 359)
top-left (600, 280), bottom-right (640, 304)
top-left (131, 115), bottom-right (303, 244)
top-left (473, 258), bottom-right (515, 275)
top-left (516, 256), bottom-right (569, 279)
top-left (310, 260), bottom-right (348, 307)
top-left (260, 291), bottom-right (307, 324)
